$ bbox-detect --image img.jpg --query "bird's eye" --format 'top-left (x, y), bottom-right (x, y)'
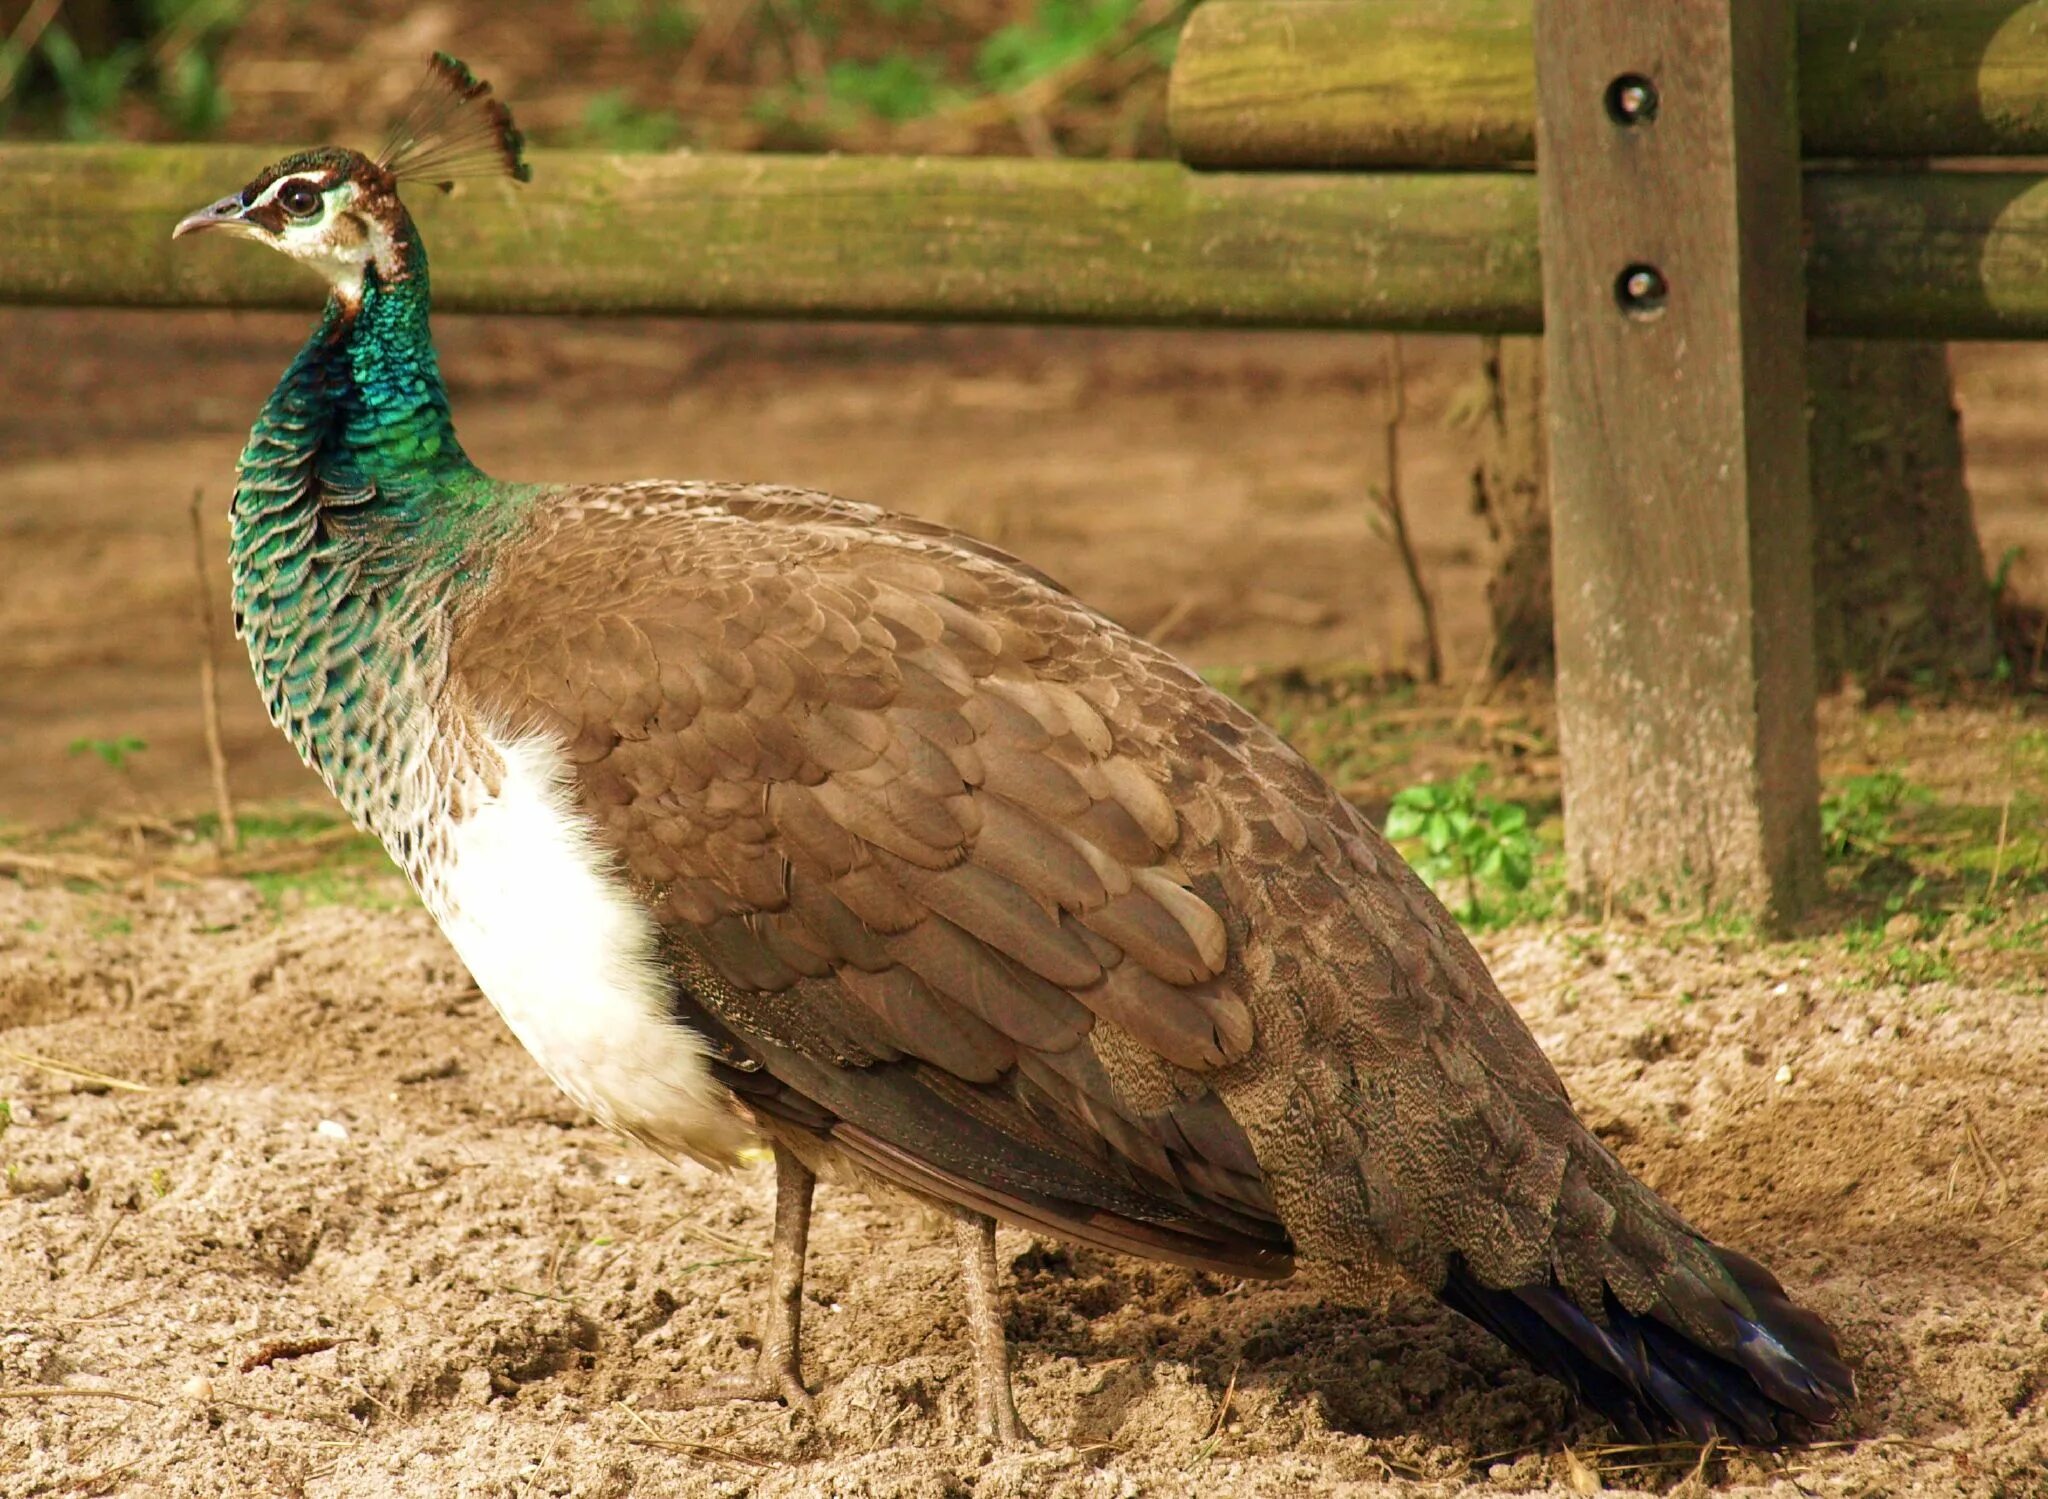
top-left (277, 180), bottom-right (322, 218)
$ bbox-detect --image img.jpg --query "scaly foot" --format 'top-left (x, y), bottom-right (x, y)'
top-left (669, 1355), bottom-right (814, 1416)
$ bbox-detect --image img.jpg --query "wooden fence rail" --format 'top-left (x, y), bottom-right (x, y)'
top-left (1171, 0), bottom-right (2048, 168)
top-left (9, 146), bottom-right (2048, 339)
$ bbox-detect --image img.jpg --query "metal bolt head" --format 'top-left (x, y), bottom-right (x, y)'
top-left (1615, 263), bottom-right (1669, 318)
top-left (1605, 74), bottom-right (1660, 126)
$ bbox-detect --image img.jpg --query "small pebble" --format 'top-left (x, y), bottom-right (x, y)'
top-left (1774, 1064), bottom-right (1794, 1085)
top-left (182, 1375), bottom-right (214, 1401)
top-left (612, 1172), bottom-right (637, 1188)
top-left (315, 1119), bottom-right (350, 1142)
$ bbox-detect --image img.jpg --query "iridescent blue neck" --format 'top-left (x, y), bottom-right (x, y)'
top-left (330, 225), bottom-right (476, 498)
top-left (227, 214), bottom-right (519, 830)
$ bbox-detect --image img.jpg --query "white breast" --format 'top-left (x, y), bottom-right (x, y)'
top-left (431, 733), bottom-right (752, 1167)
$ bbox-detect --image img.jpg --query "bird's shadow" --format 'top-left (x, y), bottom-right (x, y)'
top-left (1005, 1243), bottom-right (1597, 1456)
top-left (1003, 1234), bottom-right (1939, 1468)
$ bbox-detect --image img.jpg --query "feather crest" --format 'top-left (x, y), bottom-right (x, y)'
top-left (377, 52), bottom-right (531, 190)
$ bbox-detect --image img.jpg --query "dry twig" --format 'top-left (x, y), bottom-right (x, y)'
top-left (1986, 788), bottom-right (2013, 898)
top-left (1144, 592), bottom-right (1205, 646)
top-left (618, 1403), bottom-right (774, 1469)
top-left (188, 489), bottom-right (238, 853)
top-left (240, 1337), bottom-right (343, 1374)
top-left (0, 0), bottom-right (63, 105)
top-left (0, 1385), bottom-right (165, 1407)
top-left (208, 1394), bottom-right (360, 1432)
top-left (79, 1210), bottom-right (131, 1275)
top-left (1560, 1445), bottom-right (1604, 1493)
top-left (1369, 337), bottom-right (1443, 683)
top-left (2, 820), bottom-right (369, 892)
top-left (0, 1046), bottom-right (151, 1093)
top-left (1206, 1360), bottom-right (1240, 1441)
top-left (0, 849), bottom-right (134, 884)
top-left (675, 0), bottom-right (760, 93)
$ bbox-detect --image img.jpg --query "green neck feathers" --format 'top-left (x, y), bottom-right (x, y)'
top-left (237, 222), bottom-right (487, 547)
top-left (230, 215), bottom-right (530, 827)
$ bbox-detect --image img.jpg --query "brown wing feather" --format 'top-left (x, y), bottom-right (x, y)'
top-left (450, 483), bottom-right (1282, 1265)
top-left (448, 481), bottom-right (1771, 1382)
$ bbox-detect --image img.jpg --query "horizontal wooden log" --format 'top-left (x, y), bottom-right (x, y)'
top-left (8, 147), bottom-right (2048, 339)
top-left (1171, 0), bottom-right (1537, 170)
top-left (0, 144), bottom-right (1539, 333)
top-left (1804, 172), bottom-right (2048, 339)
top-left (1170, 0), bottom-right (2048, 168)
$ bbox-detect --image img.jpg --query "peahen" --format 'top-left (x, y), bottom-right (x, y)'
top-left (171, 55), bottom-right (1852, 1445)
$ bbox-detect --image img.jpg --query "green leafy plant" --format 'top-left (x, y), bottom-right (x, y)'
top-left (976, 0), bottom-right (1140, 90)
top-left (68, 735), bottom-right (148, 771)
top-left (1384, 769), bottom-right (1537, 924)
top-left (5, 0), bottom-right (242, 139)
top-left (825, 51), bottom-right (946, 121)
top-left (585, 0), bottom-right (699, 49)
top-left (32, 25), bottom-right (143, 139)
top-left (87, 911), bottom-right (134, 939)
top-left (158, 43), bottom-right (228, 136)
top-left (1820, 772), bottom-right (1916, 864)
top-left (1989, 544), bottom-right (2025, 604)
top-left (747, 0), bottom-right (1186, 142)
top-left (576, 90), bottom-right (684, 151)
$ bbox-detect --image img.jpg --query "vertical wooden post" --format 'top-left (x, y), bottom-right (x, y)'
top-left (1534, 0), bottom-right (1821, 919)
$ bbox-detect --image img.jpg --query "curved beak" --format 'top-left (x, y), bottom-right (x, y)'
top-left (172, 194), bottom-right (252, 240)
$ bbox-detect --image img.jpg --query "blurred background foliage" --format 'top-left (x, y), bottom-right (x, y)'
top-left (0, 0), bottom-right (1192, 156)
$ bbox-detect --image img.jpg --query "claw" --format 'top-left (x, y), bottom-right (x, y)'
top-left (670, 1360), bottom-right (814, 1416)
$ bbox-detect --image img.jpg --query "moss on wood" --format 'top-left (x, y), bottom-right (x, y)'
top-left (1170, 0), bottom-right (2048, 168)
top-left (7, 147), bottom-right (2048, 339)
top-left (0, 145), bottom-right (1540, 332)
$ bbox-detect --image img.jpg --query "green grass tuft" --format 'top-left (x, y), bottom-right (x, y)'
top-left (243, 841), bottom-right (406, 915)
top-left (67, 734), bottom-right (147, 770)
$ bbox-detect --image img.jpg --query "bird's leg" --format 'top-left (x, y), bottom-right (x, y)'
top-left (952, 1211), bottom-right (1030, 1447)
top-left (675, 1141), bottom-right (815, 1412)
top-left (754, 1140), bottom-right (816, 1410)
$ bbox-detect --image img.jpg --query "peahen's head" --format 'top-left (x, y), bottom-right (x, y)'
top-left (172, 53), bottom-right (528, 303)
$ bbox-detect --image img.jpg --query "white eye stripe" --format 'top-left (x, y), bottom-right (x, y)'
top-left (250, 175), bottom-right (331, 213)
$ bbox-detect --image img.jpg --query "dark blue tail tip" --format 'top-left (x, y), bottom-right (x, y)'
top-left (1437, 1254), bottom-right (1852, 1446)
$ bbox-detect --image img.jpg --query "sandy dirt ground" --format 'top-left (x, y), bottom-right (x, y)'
top-left (2, 784), bottom-right (2045, 1497)
top-left (4, 313), bottom-right (2048, 1496)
